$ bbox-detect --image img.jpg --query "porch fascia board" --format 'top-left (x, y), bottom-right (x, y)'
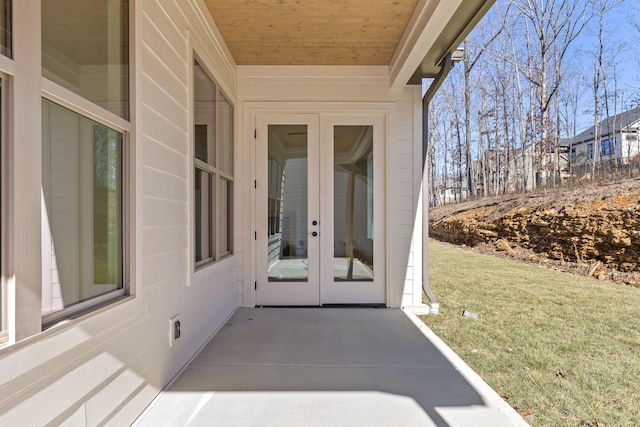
top-left (389, 0), bottom-right (496, 89)
top-left (389, 0), bottom-right (464, 89)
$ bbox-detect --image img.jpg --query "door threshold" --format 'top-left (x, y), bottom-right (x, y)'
top-left (257, 304), bottom-right (386, 309)
top-left (321, 303), bottom-right (386, 308)
top-left (257, 305), bottom-right (321, 309)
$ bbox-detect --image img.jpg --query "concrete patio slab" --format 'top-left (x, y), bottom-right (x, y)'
top-left (134, 308), bottom-right (528, 427)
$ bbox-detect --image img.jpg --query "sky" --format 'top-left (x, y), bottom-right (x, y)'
top-left (571, 1), bottom-right (640, 131)
top-left (423, 0), bottom-right (640, 138)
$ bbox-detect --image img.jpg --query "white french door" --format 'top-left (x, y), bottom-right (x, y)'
top-left (255, 113), bottom-right (385, 306)
top-left (256, 114), bottom-right (321, 305)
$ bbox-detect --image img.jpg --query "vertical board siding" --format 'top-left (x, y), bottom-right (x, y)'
top-left (0, 1), bottom-right (238, 425)
top-left (394, 93), bottom-right (421, 308)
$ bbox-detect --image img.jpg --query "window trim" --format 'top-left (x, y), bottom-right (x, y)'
top-left (0, 70), bottom-right (9, 343)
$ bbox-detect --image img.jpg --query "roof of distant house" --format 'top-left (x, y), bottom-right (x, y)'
top-left (568, 106), bottom-right (640, 145)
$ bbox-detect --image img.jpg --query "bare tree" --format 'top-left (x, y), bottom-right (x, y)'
top-left (557, 59), bottom-right (584, 178)
top-left (462, 2), bottom-right (512, 197)
top-left (590, 0), bottom-right (624, 178)
top-left (427, 0), bottom-right (639, 200)
top-left (512, 0), bottom-right (593, 188)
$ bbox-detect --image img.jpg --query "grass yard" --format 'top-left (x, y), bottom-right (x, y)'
top-left (422, 240), bottom-right (640, 427)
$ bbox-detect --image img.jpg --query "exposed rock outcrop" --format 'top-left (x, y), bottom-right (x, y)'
top-left (429, 179), bottom-right (640, 286)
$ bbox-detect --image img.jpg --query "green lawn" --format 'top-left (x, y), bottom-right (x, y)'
top-left (422, 240), bottom-right (640, 427)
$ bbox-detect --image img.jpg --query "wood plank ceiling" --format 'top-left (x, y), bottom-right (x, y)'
top-left (204, 0), bottom-right (420, 65)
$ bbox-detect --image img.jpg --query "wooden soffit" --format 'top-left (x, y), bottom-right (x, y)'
top-left (203, 0), bottom-right (421, 66)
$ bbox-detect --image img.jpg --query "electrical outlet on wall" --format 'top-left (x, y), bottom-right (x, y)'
top-left (169, 314), bottom-right (181, 347)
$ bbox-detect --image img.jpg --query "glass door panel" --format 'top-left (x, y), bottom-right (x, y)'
top-left (256, 114), bottom-right (320, 306)
top-left (267, 125), bottom-right (309, 282)
top-left (319, 115), bottom-right (385, 305)
top-left (256, 113), bottom-right (383, 306)
top-left (333, 125), bottom-right (374, 281)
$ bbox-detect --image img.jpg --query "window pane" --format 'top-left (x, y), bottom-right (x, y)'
top-left (267, 125), bottom-right (308, 282)
top-left (195, 168), bottom-right (212, 264)
top-left (42, 0), bottom-right (129, 119)
top-left (42, 100), bottom-right (124, 315)
top-left (192, 55), bottom-right (234, 267)
top-left (334, 125), bottom-right (374, 281)
top-left (218, 90), bottom-right (233, 174)
top-left (0, 80), bottom-right (3, 331)
top-left (0, 0), bottom-right (11, 58)
top-left (93, 125), bottom-right (122, 286)
top-left (219, 178), bottom-right (232, 255)
top-left (195, 124), bottom-right (208, 163)
top-left (194, 59), bottom-right (216, 165)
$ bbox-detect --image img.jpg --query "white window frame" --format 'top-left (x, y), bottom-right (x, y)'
top-left (0, 0), bottom-right (13, 345)
top-left (190, 50), bottom-right (234, 274)
top-left (37, 0), bottom-right (134, 328)
top-left (40, 84), bottom-right (132, 328)
top-left (0, 69), bottom-right (9, 345)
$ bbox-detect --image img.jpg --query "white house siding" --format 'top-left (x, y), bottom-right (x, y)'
top-left (0, 1), bottom-right (238, 425)
top-left (622, 132), bottom-right (640, 159)
top-left (237, 67), bottom-right (423, 308)
top-left (572, 125), bottom-right (640, 166)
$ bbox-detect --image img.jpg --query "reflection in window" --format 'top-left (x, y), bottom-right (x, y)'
top-left (42, 100), bottom-right (124, 316)
top-left (0, 0), bottom-right (11, 58)
top-left (195, 169), bottom-right (212, 264)
top-left (218, 94), bottom-right (233, 175)
top-left (42, 0), bottom-right (129, 119)
top-left (267, 125), bottom-right (308, 282)
top-left (0, 79), bottom-right (5, 338)
top-left (601, 139), bottom-right (613, 156)
top-left (334, 125), bottom-right (374, 281)
top-left (220, 178), bottom-right (232, 255)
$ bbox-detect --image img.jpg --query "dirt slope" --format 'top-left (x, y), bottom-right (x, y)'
top-left (429, 178), bottom-right (640, 287)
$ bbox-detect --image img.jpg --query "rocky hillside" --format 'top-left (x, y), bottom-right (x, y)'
top-left (429, 179), bottom-right (640, 287)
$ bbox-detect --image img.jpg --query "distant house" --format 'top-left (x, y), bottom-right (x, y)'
top-left (556, 138), bottom-right (572, 179)
top-left (568, 107), bottom-right (640, 169)
top-left (507, 144), bottom-right (535, 192)
top-left (430, 175), bottom-right (469, 205)
top-left (505, 139), bottom-right (570, 192)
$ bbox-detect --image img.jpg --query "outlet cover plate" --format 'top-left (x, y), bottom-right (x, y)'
top-left (169, 314), bottom-right (181, 347)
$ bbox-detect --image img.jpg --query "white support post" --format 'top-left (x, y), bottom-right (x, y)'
top-left (10, 0), bottom-right (43, 340)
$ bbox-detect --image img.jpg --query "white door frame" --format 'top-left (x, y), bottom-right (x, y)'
top-left (251, 105), bottom-right (388, 307)
top-left (255, 113), bottom-right (321, 306)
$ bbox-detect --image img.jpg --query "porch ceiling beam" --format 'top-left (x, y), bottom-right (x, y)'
top-left (389, 0), bottom-right (495, 89)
